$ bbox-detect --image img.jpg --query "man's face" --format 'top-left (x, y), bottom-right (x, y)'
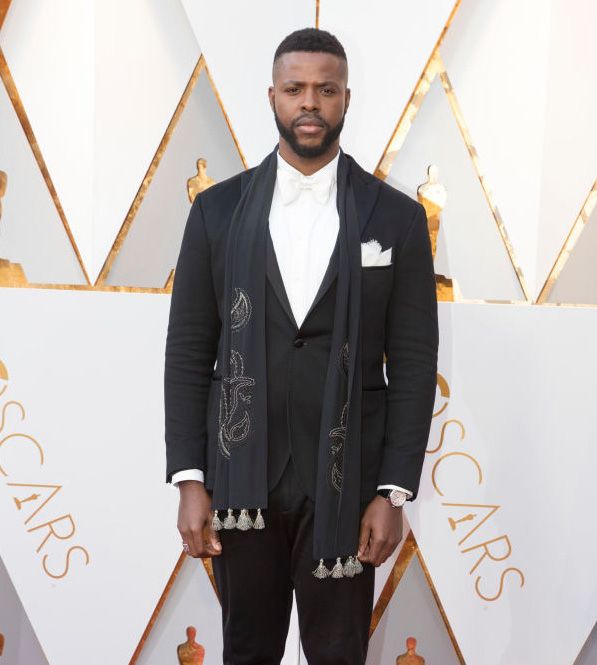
top-left (268, 51), bottom-right (350, 159)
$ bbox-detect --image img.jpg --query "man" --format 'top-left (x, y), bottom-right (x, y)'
top-left (164, 28), bottom-right (438, 665)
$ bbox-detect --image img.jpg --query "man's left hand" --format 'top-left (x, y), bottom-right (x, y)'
top-left (357, 495), bottom-right (404, 566)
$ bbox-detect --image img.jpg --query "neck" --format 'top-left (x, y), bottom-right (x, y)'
top-left (277, 138), bottom-right (340, 175)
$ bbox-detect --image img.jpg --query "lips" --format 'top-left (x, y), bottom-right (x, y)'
top-left (295, 118), bottom-right (325, 135)
top-left (295, 117), bottom-right (324, 128)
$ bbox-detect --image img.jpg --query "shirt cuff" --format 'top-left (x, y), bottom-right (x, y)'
top-left (376, 484), bottom-right (413, 498)
top-left (171, 469), bottom-right (204, 486)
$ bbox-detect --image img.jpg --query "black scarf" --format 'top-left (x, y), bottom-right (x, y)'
top-left (210, 144), bottom-right (365, 580)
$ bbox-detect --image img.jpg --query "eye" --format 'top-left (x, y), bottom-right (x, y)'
top-left (285, 86), bottom-right (300, 94)
top-left (322, 87), bottom-right (336, 95)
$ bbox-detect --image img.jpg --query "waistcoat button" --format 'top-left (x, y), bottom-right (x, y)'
top-left (293, 337), bottom-right (305, 348)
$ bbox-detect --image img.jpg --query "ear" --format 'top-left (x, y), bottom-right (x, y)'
top-left (345, 87), bottom-right (351, 113)
top-left (268, 86), bottom-right (275, 112)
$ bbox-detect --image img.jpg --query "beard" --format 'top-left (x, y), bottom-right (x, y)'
top-left (273, 103), bottom-right (345, 158)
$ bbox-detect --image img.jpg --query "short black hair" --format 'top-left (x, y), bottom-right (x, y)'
top-left (273, 27), bottom-right (347, 65)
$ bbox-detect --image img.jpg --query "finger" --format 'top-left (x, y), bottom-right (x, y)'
top-left (378, 539), bottom-right (398, 566)
top-left (208, 534), bottom-right (222, 555)
top-left (189, 525), bottom-right (208, 557)
top-left (358, 522), bottom-right (371, 558)
top-left (178, 511), bottom-right (204, 556)
top-left (367, 533), bottom-right (386, 566)
top-left (201, 539), bottom-right (221, 557)
top-left (200, 523), bottom-right (222, 557)
top-left (207, 519), bottom-right (222, 552)
top-left (180, 528), bottom-right (201, 558)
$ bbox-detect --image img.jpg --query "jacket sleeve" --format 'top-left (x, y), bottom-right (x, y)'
top-left (164, 194), bottom-right (221, 483)
top-left (376, 201), bottom-right (439, 500)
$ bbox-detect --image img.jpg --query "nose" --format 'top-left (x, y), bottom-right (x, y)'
top-left (301, 88), bottom-right (319, 112)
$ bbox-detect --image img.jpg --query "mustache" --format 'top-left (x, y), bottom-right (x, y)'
top-left (293, 114), bottom-right (328, 128)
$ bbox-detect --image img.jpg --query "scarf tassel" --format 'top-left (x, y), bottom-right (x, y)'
top-left (213, 508), bottom-right (363, 581)
top-left (253, 508), bottom-right (265, 529)
top-left (223, 508), bottom-right (237, 529)
top-left (311, 555), bottom-right (364, 580)
top-left (212, 508), bottom-right (266, 531)
top-left (236, 508), bottom-right (253, 530)
top-left (211, 510), bottom-right (223, 531)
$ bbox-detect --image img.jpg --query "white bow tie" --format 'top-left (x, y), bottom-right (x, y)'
top-left (277, 167), bottom-right (334, 206)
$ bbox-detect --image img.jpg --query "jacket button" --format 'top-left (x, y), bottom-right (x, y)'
top-left (293, 337), bottom-right (305, 348)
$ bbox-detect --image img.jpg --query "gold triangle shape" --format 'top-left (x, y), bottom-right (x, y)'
top-left (1, 47), bottom-right (245, 294)
top-left (129, 552), bottom-right (218, 665)
top-left (375, 0), bottom-right (461, 179)
top-left (370, 529), bottom-right (466, 663)
top-left (536, 180), bottom-right (597, 304)
top-left (376, 43), bottom-right (530, 303)
top-left (0, 46), bottom-right (91, 285)
top-left (369, 529), bottom-right (418, 637)
top-left (95, 54), bottom-right (247, 288)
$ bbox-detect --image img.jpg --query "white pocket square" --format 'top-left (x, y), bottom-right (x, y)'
top-left (361, 239), bottom-right (392, 267)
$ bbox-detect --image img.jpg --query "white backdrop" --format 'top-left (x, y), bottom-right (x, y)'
top-left (1, 1), bottom-right (596, 664)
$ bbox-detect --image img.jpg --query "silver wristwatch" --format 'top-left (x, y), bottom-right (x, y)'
top-left (377, 488), bottom-right (408, 508)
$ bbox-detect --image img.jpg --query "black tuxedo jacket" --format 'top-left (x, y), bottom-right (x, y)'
top-left (164, 150), bottom-right (438, 507)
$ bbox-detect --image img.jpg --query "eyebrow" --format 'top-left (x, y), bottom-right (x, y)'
top-left (282, 80), bottom-right (339, 86)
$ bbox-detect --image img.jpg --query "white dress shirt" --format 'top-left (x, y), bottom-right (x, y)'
top-left (171, 149), bottom-right (412, 499)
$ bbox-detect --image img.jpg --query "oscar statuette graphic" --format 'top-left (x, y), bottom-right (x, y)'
top-left (0, 170), bottom-right (28, 286)
top-left (187, 158), bottom-right (216, 203)
top-left (395, 635), bottom-right (425, 664)
top-left (417, 164), bottom-right (460, 302)
top-left (163, 159), bottom-right (218, 291)
top-left (176, 625), bottom-right (205, 664)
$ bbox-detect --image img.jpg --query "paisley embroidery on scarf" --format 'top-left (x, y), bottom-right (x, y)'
top-left (231, 287), bottom-right (252, 331)
top-left (329, 401), bottom-right (348, 492)
top-left (217, 287), bottom-right (255, 459)
top-left (218, 348), bottom-right (255, 458)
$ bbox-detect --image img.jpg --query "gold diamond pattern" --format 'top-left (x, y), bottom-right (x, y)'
top-left (1, 2), bottom-right (595, 664)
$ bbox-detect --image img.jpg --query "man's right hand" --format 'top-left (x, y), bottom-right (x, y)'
top-left (177, 480), bottom-right (222, 558)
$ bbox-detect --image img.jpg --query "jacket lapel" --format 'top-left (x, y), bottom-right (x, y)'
top-left (240, 150), bottom-right (381, 332)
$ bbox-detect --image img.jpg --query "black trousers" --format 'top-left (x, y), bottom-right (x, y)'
top-left (210, 455), bottom-right (375, 665)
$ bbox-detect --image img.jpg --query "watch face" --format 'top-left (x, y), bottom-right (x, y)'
top-left (389, 490), bottom-right (407, 507)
